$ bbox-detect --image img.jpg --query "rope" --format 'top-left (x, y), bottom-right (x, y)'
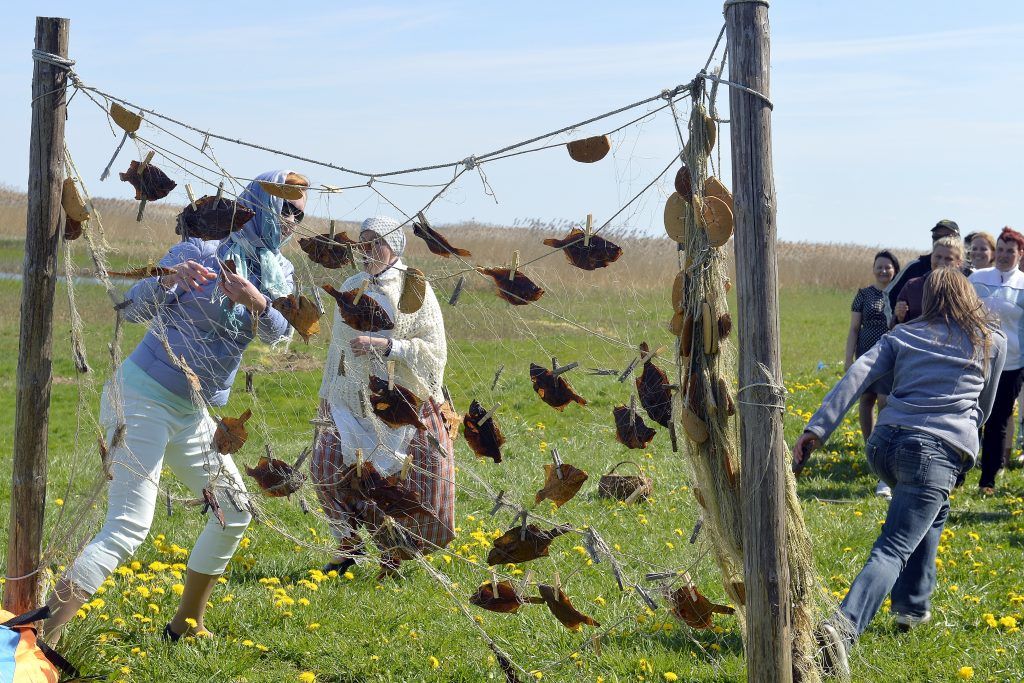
top-left (31, 49), bottom-right (75, 69)
top-left (700, 72), bottom-right (774, 109)
top-left (71, 79), bottom-right (692, 180)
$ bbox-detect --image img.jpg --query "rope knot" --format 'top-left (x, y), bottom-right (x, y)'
top-left (462, 155), bottom-right (478, 170)
top-left (31, 49), bottom-right (75, 70)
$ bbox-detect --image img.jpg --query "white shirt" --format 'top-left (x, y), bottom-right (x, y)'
top-left (970, 266), bottom-right (1024, 370)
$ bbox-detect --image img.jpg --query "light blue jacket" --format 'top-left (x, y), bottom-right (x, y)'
top-left (123, 237), bottom-right (293, 406)
top-left (805, 321), bottom-right (1007, 463)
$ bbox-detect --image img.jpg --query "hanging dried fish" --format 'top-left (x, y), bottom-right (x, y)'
top-left (566, 135), bottom-right (611, 163)
top-left (368, 376), bottom-right (427, 430)
top-left (245, 456), bottom-right (305, 497)
top-left (106, 263), bottom-right (176, 279)
top-left (674, 165), bottom-right (693, 200)
top-left (486, 524), bottom-right (573, 565)
top-left (64, 217), bottom-right (83, 241)
top-left (635, 343), bottom-right (672, 428)
top-left (259, 181), bottom-right (304, 201)
top-left (529, 363), bottom-right (587, 411)
top-left (119, 159), bottom-right (176, 201)
top-left (463, 400), bottom-right (505, 463)
top-left (299, 233), bottom-right (357, 269)
top-left (668, 585), bottom-right (735, 630)
top-left (398, 267), bottom-right (427, 314)
top-left (176, 196), bottom-right (256, 241)
top-left (352, 463), bottom-right (437, 522)
top-left (271, 293), bottom-right (321, 342)
top-left (613, 405), bottom-right (656, 450)
top-left (537, 584), bottom-right (600, 631)
top-left (535, 463), bottom-right (588, 508)
top-left (542, 229), bottom-right (622, 271)
top-left (413, 219), bottom-right (471, 258)
top-left (470, 580), bottom-right (544, 614)
top-left (477, 268), bottom-right (544, 305)
top-left (321, 284), bottom-right (395, 332)
top-left (212, 409), bottom-right (252, 454)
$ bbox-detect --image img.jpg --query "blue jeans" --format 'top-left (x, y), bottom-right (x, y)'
top-left (839, 425), bottom-right (963, 636)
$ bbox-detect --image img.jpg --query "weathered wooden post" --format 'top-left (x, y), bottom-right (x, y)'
top-left (4, 16), bottom-right (70, 614)
top-left (724, 2), bottom-right (792, 681)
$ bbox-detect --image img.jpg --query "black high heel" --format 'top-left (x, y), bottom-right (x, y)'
top-left (162, 624), bottom-right (182, 643)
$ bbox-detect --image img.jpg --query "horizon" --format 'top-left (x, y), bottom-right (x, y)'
top-left (2, 2), bottom-right (1022, 252)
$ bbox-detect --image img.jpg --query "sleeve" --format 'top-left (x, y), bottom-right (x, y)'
top-left (978, 331), bottom-right (1008, 423)
top-left (119, 242), bottom-right (201, 323)
top-left (387, 284), bottom-right (447, 396)
top-left (246, 257), bottom-right (294, 344)
top-left (851, 289), bottom-right (864, 313)
top-left (804, 334), bottom-right (897, 443)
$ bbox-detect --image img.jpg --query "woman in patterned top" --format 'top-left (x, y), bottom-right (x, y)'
top-left (845, 250), bottom-right (900, 497)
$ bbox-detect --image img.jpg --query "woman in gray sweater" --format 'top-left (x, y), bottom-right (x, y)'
top-left (792, 268), bottom-right (1005, 677)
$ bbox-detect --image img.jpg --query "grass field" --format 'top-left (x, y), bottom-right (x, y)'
top-left (1, 212), bottom-right (1023, 681)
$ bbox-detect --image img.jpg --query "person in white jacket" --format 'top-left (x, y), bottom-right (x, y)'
top-left (311, 216), bottom-right (457, 578)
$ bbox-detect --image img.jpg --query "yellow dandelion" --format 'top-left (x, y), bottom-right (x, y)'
top-left (958, 666), bottom-right (974, 679)
top-left (298, 672), bottom-right (316, 683)
top-left (429, 656), bottom-right (440, 669)
top-left (664, 673), bottom-right (679, 682)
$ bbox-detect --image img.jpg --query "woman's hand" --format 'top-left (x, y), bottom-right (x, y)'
top-left (349, 335), bottom-right (389, 357)
top-left (159, 260), bottom-right (217, 291)
top-left (791, 431), bottom-right (821, 474)
top-left (219, 270), bottom-right (267, 314)
top-left (894, 300), bottom-right (909, 322)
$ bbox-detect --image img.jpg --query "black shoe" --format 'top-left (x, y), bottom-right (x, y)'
top-left (323, 550), bottom-right (363, 574)
top-left (162, 624), bottom-right (182, 643)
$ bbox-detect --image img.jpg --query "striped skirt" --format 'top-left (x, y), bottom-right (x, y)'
top-left (311, 398), bottom-right (457, 561)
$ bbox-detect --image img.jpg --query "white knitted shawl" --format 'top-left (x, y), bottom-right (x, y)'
top-left (319, 259), bottom-right (448, 417)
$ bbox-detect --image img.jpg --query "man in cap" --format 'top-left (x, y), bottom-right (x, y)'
top-left (883, 219), bottom-right (959, 324)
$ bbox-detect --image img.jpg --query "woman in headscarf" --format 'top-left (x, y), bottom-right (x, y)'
top-left (312, 216), bottom-right (457, 579)
top-left (43, 170), bottom-right (308, 642)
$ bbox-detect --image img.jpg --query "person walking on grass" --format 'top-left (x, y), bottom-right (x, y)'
top-left (884, 219), bottom-right (959, 324)
top-left (969, 227), bottom-right (1024, 494)
top-left (312, 216), bottom-right (458, 580)
top-left (793, 269), bottom-right (1004, 679)
top-left (845, 250), bottom-right (900, 499)
top-left (42, 171), bottom-right (308, 643)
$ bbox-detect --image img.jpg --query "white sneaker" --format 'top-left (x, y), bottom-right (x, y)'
top-left (894, 610), bottom-right (931, 632)
top-left (816, 622), bottom-right (851, 680)
top-left (875, 481), bottom-right (892, 500)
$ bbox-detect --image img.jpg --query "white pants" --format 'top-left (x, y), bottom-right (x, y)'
top-left (66, 377), bottom-right (252, 594)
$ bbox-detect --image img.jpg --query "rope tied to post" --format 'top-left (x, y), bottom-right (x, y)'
top-left (736, 362), bottom-right (788, 412)
top-left (31, 49), bottom-right (75, 69)
top-left (699, 71), bottom-right (774, 110)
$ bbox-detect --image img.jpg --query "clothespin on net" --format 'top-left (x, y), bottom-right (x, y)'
top-left (448, 275), bottom-right (465, 306)
top-left (591, 634), bottom-right (602, 657)
top-left (682, 572), bottom-right (699, 602)
top-left (491, 568), bottom-right (500, 593)
top-left (514, 510), bottom-right (529, 540)
top-left (634, 583), bottom-right (659, 611)
top-left (584, 213), bottom-right (594, 247)
top-left (184, 184), bottom-right (198, 211)
top-left (508, 250), bottom-right (520, 281)
top-left (165, 487), bottom-right (173, 517)
top-left (387, 360), bottom-right (396, 391)
top-left (628, 395), bottom-right (638, 424)
top-left (400, 453), bottom-right (413, 481)
top-left (135, 151), bottom-right (155, 222)
top-left (355, 448), bottom-right (364, 477)
top-left (582, 527), bottom-right (601, 563)
top-left (551, 359), bottom-right (579, 377)
top-left (352, 282), bottom-right (367, 305)
top-left (293, 445), bottom-right (312, 471)
top-left (617, 344), bottom-right (663, 383)
top-left (491, 364), bottom-right (504, 391)
top-left (519, 569), bottom-right (534, 595)
top-left (299, 497), bottom-right (310, 514)
top-left (480, 402), bottom-right (500, 425)
top-left (551, 447), bottom-right (564, 480)
top-left (215, 180), bottom-right (225, 202)
top-left (553, 571), bottom-right (561, 592)
top-left (329, 219), bottom-right (336, 239)
top-left (689, 515), bottom-right (703, 544)
top-left (489, 490), bottom-right (507, 516)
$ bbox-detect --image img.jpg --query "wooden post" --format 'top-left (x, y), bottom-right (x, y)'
top-left (724, 3), bottom-right (792, 681)
top-left (4, 17), bottom-right (70, 614)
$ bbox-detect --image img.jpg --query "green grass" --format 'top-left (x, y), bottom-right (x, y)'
top-left (2, 276), bottom-right (1024, 683)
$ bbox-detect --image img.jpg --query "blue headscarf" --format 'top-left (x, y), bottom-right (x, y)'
top-left (217, 170), bottom-right (298, 332)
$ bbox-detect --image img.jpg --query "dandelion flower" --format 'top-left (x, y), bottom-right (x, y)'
top-left (664, 673), bottom-right (679, 682)
top-left (429, 656), bottom-right (440, 669)
top-left (958, 666), bottom-right (974, 679)
top-left (298, 672), bottom-right (316, 683)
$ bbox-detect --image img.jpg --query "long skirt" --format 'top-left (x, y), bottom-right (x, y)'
top-left (311, 398), bottom-right (457, 564)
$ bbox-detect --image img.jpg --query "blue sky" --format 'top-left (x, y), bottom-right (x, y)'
top-left (2, 1), bottom-right (1022, 249)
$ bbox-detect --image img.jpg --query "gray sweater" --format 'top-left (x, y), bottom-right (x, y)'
top-left (805, 321), bottom-right (1006, 463)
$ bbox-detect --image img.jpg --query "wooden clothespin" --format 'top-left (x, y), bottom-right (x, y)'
top-left (515, 510), bottom-right (529, 540)
top-left (337, 353), bottom-right (346, 376)
top-left (448, 275), bottom-right (465, 306)
top-left (551, 447), bottom-right (564, 480)
top-left (245, 369), bottom-right (255, 393)
top-left (519, 569), bottom-right (534, 594)
top-left (400, 454), bottom-right (413, 480)
top-left (489, 490), bottom-right (507, 516)
top-left (135, 151), bottom-right (155, 222)
top-left (185, 183), bottom-right (198, 210)
top-left (215, 180), bottom-right (225, 203)
top-left (508, 250), bottom-right (520, 281)
top-left (689, 515), bottom-right (703, 544)
top-left (491, 364), bottom-right (505, 391)
top-left (352, 282), bottom-right (367, 305)
top-left (682, 572), bottom-right (698, 602)
top-left (480, 402), bottom-right (500, 425)
top-left (624, 483), bottom-right (647, 506)
top-left (591, 634), bottom-right (602, 657)
top-left (165, 488), bottom-right (173, 517)
top-left (299, 497), bottom-right (310, 514)
top-left (442, 385), bottom-right (454, 407)
top-left (322, 184), bottom-right (343, 194)
top-left (551, 361), bottom-right (579, 377)
top-left (355, 448), bottom-right (364, 477)
top-left (634, 583), bottom-right (659, 611)
top-left (628, 395), bottom-right (638, 423)
top-left (417, 211), bottom-right (429, 227)
top-left (491, 569), bottom-right (499, 593)
top-left (553, 571), bottom-right (561, 592)
top-left (311, 285), bottom-right (325, 316)
top-left (584, 213), bottom-right (594, 247)
top-left (329, 220), bottom-right (336, 239)
top-left (358, 388), bottom-right (370, 417)
top-left (387, 360), bottom-right (396, 391)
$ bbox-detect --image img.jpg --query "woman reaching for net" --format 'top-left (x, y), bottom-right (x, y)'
top-left (312, 216), bottom-right (457, 579)
top-left (43, 171), bottom-right (308, 642)
top-left (792, 269), bottom-right (1005, 677)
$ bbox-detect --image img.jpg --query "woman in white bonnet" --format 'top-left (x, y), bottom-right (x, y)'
top-left (311, 216), bottom-right (457, 578)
